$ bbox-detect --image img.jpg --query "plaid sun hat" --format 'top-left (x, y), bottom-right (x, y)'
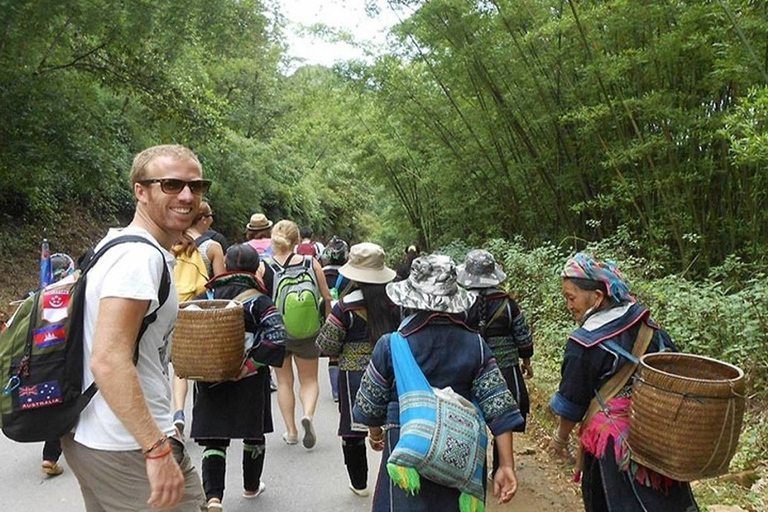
top-left (456, 249), bottom-right (506, 289)
top-left (386, 254), bottom-right (475, 314)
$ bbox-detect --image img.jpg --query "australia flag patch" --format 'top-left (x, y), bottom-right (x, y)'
top-left (17, 381), bottom-right (63, 410)
top-left (33, 324), bottom-right (67, 349)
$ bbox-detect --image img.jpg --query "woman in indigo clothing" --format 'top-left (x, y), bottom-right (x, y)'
top-left (190, 243), bottom-right (286, 510)
top-left (354, 254), bottom-right (523, 511)
top-left (316, 243), bottom-right (399, 497)
top-left (550, 252), bottom-right (699, 512)
top-left (458, 249), bottom-right (534, 473)
top-left (320, 236), bottom-right (351, 402)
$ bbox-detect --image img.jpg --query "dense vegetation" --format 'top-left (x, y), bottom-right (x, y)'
top-left (1, 0), bottom-right (767, 508)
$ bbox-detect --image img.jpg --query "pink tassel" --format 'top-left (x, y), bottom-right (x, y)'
top-left (579, 397), bottom-right (675, 491)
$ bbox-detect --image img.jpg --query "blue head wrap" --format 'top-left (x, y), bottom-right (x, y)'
top-left (562, 252), bottom-right (631, 303)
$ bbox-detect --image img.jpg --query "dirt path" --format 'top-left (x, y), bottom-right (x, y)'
top-left (488, 415), bottom-right (582, 511)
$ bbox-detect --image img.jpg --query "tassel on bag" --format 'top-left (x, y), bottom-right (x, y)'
top-left (458, 491), bottom-right (485, 512)
top-left (386, 463), bottom-right (421, 494)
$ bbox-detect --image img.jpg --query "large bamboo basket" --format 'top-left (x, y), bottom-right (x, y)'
top-left (171, 300), bottom-right (244, 381)
top-left (629, 352), bottom-right (745, 481)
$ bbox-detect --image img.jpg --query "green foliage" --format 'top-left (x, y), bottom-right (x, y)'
top-left (349, 0), bottom-right (768, 273)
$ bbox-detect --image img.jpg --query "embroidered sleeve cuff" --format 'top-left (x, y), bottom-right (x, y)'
top-left (518, 345), bottom-right (534, 359)
top-left (487, 409), bottom-right (526, 436)
top-left (550, 392), bottom-right (586, 423)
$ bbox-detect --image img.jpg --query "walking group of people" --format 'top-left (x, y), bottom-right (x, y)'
top-left (36, 144), bottom-right (699, 512)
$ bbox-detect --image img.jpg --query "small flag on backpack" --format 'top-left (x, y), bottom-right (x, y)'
top-left (39, 238), bottom-right (53, 289)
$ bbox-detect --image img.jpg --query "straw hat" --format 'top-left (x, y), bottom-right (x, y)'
top-left (386, 254), bottom-right (475, 314)
top-left (246, 213), bottom-right (273, 231)
top-left (457, 249), bottom-right (507, 289)
top-left (339, 243), bottom-right (396, 284)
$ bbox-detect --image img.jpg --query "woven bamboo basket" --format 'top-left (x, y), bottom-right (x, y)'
top-left (171, 300), bottom-right (244, 381)
top-left (628, 352), bottom-right (745, 481)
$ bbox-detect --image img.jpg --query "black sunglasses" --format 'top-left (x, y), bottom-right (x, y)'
top-left (138, 178), bottom-right (212, 196)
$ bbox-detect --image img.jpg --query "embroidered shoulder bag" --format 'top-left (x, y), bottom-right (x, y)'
top-left (387, 330), bottom-right (488, 512)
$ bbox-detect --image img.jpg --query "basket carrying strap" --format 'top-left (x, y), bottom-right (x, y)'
top-left (575, 322), bottom-right (655, 474)
top-left (233, 288), bottom-right (262, 303)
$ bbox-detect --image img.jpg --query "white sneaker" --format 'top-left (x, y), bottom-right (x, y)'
top-left (348, 484), bottom-right (370, 497)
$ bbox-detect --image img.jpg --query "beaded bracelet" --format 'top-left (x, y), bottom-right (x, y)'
top-left (142, 435), bottom-right (169, 455)
top-left (369, 433), bottom-right (385, 445)
top-left (145, 446), bottom-right (172, 460)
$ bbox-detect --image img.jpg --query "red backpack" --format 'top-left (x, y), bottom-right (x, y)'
top-left (296, 242), bottom-right (318, 258)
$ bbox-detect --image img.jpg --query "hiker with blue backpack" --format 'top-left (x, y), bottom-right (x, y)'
top-left (189, 243), bottom-right (286, 510)
top-left (257, 220), bottom-right (332, 450)
top-left (353, 254), bottom-right (523, 511)
top-left (316, 242), bottom-right (399, 497)
top-left (60, 145), bottom-right (207, 511)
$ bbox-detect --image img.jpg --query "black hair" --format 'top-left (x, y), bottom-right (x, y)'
top-left (225, 243), bottom-right (260, 272)
top-left (300, 226), bottom-right (313, 239)
top-left (565, 277), bottom-right (608, 295)
top-left (359, 282), bottom-right (399, 345)
top-left (477, 289), bottom-right (488, 338)
top-left (395, 250), bottom-right (420, 281)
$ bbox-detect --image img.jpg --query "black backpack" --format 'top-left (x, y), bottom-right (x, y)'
top-left (0, 235), bottom-right (170, 442)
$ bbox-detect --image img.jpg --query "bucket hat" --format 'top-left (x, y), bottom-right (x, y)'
top-left (339, 243), bottom-right (396, 284)
top-left (246, 213), bottom-right (273, 231)
top-left (386, 254), bottom-right (475, 314)
top-left (456, 249), bottom-right (506, 289)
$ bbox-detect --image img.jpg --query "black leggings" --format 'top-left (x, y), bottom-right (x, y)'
top-left (199, 439), bottom-right (265, 501)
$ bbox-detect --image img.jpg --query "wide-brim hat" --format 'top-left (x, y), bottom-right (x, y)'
top-left (339, 242), bottom-right (396, 284)
top-left (386, 254), bottom-right (475, 314)
top-left (246, 213), bottom-right (273, 231)
top-left (456, 249), bottom-right (506, 288)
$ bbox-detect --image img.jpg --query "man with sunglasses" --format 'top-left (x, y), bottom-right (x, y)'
top-left (62, 145), bottom-right (208, 511)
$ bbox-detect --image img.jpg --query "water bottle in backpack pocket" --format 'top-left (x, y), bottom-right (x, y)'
top-left (266, 256), bottom-right (321, 339)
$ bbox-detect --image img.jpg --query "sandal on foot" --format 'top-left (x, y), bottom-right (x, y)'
top-left (41, 461), bottom-right (64, 476)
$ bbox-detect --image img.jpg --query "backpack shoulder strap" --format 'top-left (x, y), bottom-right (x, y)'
top-left (76, 235), bottom-right (171, 404)
top-left (194, 231), bottom-right (215, 247)
top-left (83, 235), bottom-right (171, 365)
